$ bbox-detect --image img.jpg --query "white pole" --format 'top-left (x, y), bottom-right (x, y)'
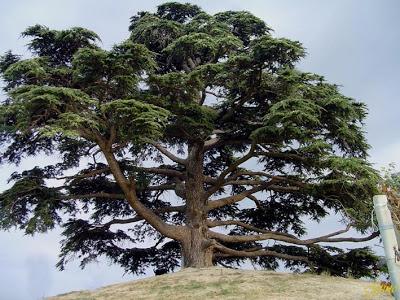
top-left (373, 194), bottom-right (400, 299)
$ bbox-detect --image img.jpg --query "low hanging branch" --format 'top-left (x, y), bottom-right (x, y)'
top-left (214, 243), bottom-right (310, 262)
top-left (208, 223), bottom-right (379, 246)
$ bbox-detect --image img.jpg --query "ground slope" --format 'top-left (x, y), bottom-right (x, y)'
top-left (47, 267), bottom-right (392, 300)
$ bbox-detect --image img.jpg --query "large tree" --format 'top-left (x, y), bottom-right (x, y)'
top-left (0, 2), bottom-right (381, 277)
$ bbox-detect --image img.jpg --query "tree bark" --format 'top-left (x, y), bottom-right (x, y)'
top-left (181, 228), bottom-right (214, 267)
top-left (181, 142), bottom-right (214, 268)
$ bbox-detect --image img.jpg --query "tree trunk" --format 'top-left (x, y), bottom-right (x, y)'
top-left (181, 143), bottom-right (214, 268)
top-left (181, 229), bottom-right (214, 268)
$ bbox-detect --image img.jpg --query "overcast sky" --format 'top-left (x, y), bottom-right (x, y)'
top-left (1, 1), bottom-right (399, 299)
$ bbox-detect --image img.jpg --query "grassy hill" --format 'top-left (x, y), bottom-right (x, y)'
top-left (47, 267), bottom-right (392, 300)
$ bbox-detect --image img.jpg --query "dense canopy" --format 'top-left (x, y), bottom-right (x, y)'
top-left (0, 2), bottom-right (381, 277)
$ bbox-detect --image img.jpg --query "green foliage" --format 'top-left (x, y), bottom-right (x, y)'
top-left (308, 246), bottom-right (381, 278)
top-left (157, 2), bottom-right (202, 23)
top-left (130, 14), bottom-right (184, 52)
top-left (214, 11), bottom-right (271, 45)
top-left (0, 167), bottom-right (73, 234)
top-left (0, 51), bottom-right (20, 74)
top-left (163, 33), bottom-right (219, 66)
top-left (72, 41), bottom-right (156, 98)
top-left (22, 25), bottom-right (100, 64)
top-left (167, 103), bottom-right (217, 139)
top-left (3, 57), bottom-right (48, 86)
top-left (101, 99), bottom-right (170, 142)
top-left (251, 36), bottom-right (305, 70)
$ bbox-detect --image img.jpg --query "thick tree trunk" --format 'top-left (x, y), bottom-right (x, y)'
top-left (181, 229), bottom-right (214, 267)
top-left (181, 143), bottom-right (214, 268)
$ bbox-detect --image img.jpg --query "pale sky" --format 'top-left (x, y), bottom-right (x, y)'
top-left (0, 1), bottom-right (399, 299)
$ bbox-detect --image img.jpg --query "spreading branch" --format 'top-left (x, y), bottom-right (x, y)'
top-left (97, 136), bottom-right (186, 240)
top-left (207, 181), bottom-right (276, 210)
top-left (207, 219), bottom-right (298, 238)
top-left (214, 243), bottom-right (309, 262)
top-left (140, 167), bottom-right (184, 179)
top-left (208, 226), bottom-right (379, 246)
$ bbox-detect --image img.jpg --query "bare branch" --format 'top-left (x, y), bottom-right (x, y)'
top-left (144, 138), bottom-right (186, 165)
top-left (204, 137), bottom-right (220, 148)
top-left (147, 184), bottom-right (176, 191)
top-left (226, 171), bottom-right (308, 188)
top-left (102, 217), bottom-right (143, 227)
top-left (102, 205), bottom-right (186, 228)
top-left (247, 195), bottom-right (262, 209)
top-left (208, 227), bottom-right (379, 245)
top-left (205, 90), bottom-right (225, 98)
top-left (207, 219), bottom-right (298, 239)
top-left (60, 192), bottom-right (125, 200)
top-left (207, 181), bottom-right (276, 210)
top-left (140, 167), bottom-right (184, 179)
top-left (96, 135), bottom-right (186, 240)
top-left (55, 168), bottom-right (109, 181)
top-left (313, 231), bottom-right (380, 243)
top-left (224, 179), bottom-right (263, 186)
top-left (255, 151), bottom-right (306, 162)
top-left (60, 184), bottom-right (176, 201)
top-left (268, 185), bottom-right (301, 193)
top-left (214, 243), bottom-right (309, 262)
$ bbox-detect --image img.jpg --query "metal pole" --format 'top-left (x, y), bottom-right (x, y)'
top-left (373, 194), bottom-right (400, 299)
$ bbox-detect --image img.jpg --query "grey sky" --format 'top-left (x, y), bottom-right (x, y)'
top-left (0, 1), bottom-right (399, 299)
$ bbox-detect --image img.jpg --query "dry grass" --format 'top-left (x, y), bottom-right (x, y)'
top-left (47, 267), bottom-right (392, 300)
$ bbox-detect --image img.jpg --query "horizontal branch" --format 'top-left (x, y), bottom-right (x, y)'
top-left (225, 171), bottom-right (308, 188)
top-left (205, 177), bottom-right (264, 187)
top-left (102, 216), bottom-right (143, 227)
top-left (207, 181), bottom-right (275, 210)
top-left (207, 219), bottom-right (298, 239)
top-left (60, 184), bottom-right (176, 200)
top-left (56, 166), bottom-right (184, 182)
top-left (223, 179), bottom-right (263, 186)
top-left (209, 227), bottom-right (379, 246)
top-left (102, 205), bottom-right (186, 228)
top-left (60, 192), bottom-right (125, 200)
top-left (140, 167), bottom-right (184, 179)
top-left (204, 137), bottom-right (220, 148)
top-left (205, 90), bottom-right (225, 98)
top-left (255, 151), bottom-right (306, 162)
top-left (145, 139), bottom-right (186, 165)
top-left (55, 167), bottom-right (109, 181)
top-left (268, 185), bottom-right (301, 193)
top-left (146, 184), bottom-right (176, 191)
top-left (214, 244), bottom-right (309, 262)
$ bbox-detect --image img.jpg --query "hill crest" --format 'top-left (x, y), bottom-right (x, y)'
top-left (47, 267), bottom-right (391, 300)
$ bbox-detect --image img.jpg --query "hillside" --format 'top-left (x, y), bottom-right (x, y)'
top-left (47, 267), bottom-right (391, 300)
